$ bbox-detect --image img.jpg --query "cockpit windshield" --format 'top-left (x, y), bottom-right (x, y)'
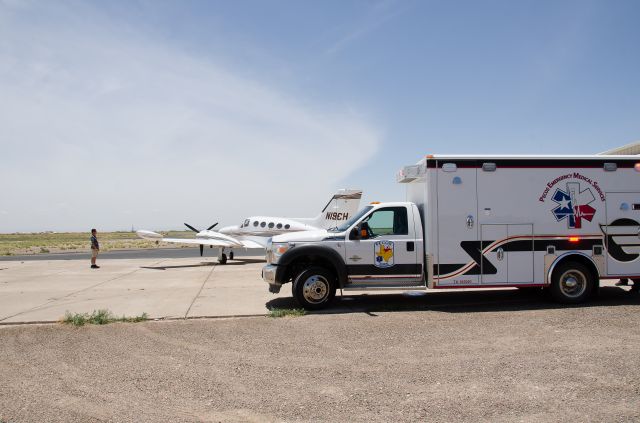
top-left (328, 206), bottom-right (373, 232)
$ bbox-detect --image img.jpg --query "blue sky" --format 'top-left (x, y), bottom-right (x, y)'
top-left (1, 0), bottom-right (639, 232)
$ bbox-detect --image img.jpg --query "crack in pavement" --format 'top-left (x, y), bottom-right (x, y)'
top-left (184, 263), bottom-right (217, 318)
top-left (0, 259), bottom-right (167, 322)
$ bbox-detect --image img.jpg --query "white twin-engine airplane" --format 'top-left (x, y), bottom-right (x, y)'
top-left (136, 189), bottom-right (362, 264)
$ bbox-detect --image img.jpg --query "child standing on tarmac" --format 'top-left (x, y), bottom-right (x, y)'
top-left (90, 229), bottom-right (100, 269)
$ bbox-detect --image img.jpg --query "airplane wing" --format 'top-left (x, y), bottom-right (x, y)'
top-left (239, 239), bottom-right (266, 249)
top-left (137, 230), bottom-right (239, 248)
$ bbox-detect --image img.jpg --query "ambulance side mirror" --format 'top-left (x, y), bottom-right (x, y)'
top-left (350, 224), bottom-right (361, 240)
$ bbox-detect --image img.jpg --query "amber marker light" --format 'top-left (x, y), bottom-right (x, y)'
top-left (568, 236), bottom-right (580, 242)
top-left (635, 162), bottom-right (640, 172)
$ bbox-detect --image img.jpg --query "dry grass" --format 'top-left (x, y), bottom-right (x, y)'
top-left (0, 230), bottom-right (193, 256)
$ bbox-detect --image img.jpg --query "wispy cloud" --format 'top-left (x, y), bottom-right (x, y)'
top-left (0, 2), bottom-right (381, 231)
top-left (326, 0), bottom-right (410, 55)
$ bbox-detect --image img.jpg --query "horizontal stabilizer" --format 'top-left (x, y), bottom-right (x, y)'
top-left (136, 230), bottom-right (163, 240)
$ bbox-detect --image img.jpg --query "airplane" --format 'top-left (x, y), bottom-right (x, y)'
top-left (136, 189), bottom-right (362, 264)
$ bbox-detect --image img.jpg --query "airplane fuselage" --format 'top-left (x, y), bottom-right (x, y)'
top-left (194, 216), bottom-right (317, 247)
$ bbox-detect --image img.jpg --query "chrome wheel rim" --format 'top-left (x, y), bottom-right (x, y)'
top-left (302, 275), bottom-right (329, 304)
top-left (559, 269), bottom-right (587, 298)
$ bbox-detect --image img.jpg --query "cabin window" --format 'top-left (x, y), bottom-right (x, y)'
top-left (362, 207), bottom-right (409, 236)
top-left (284, 224), bottom-right (291, 229)
top-left (276, 223), bottom-right (283, 229)
top-left (268, 222), bottom-right (274, 228)
top-left (260, 222), bottom-right (266, 227)
top-left (253, 221), bottom-right (258, 227)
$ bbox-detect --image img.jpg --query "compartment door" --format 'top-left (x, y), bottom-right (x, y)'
top-left (436, 166), bottom-right (479, 286)
top-left (481, 225), bottom-right (508, 284)
top-left (605, 192), bottom-right (640, 276)
top-left (507, 224), bottom-right (534, 283)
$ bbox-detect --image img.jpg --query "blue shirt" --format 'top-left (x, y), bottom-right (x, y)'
top-left (90, 235), bottom-right (99, 250)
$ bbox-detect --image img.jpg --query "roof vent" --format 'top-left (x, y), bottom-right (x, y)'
top-left (482, 162), bottom-right (497, 172)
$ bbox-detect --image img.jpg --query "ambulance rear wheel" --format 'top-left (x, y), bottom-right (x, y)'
top-left (550, 262), bottom-right (593, 304)
top-left (292, 267), bottom-right (336, 310)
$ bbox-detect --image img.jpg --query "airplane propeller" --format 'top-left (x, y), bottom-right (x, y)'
top-left (184, 222), bottom-right (219, 257)
top-left (184, 223), bottom-right (199, 233)
top-left (184, 222), bottom-right (219, 233)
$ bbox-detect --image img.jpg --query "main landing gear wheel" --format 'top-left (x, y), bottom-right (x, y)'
top-left (229, 251), bottom-right (234, 260)
top-left (550, 261), bottom-right (593, 304)
top-left (219, 253), bottom-right (227, 265)
top-left (292, 266), bottom-right (337, 310)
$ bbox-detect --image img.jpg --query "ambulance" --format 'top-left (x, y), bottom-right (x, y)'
top-left (262, 153), bottom-right (640, 309)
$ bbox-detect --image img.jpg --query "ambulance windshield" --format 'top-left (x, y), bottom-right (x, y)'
top-left (328, 206), bottom-right (374, 232)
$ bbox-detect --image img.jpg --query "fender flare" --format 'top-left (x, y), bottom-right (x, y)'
top-left (279, 245), bottom-right (348, 288)
top-left (546, 251), bottom-right (600, 286)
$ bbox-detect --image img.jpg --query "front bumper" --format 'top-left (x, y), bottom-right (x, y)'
top-left (262, 264), bottom-right (282, 293)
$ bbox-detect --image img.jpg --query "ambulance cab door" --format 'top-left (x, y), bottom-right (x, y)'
top-left (345, 206), bottom-right (422, 287)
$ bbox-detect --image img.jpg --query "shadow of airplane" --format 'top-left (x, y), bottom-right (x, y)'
top-left (266, 286), bottom-right (640, 315)
top-left (141, 258), bottom-right (265, 270)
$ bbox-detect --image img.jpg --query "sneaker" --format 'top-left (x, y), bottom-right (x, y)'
top-left (91, 265), bottom-right (98, 269)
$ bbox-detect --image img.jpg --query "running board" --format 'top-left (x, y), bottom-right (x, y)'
top-left (343, 285), bottom-right (427, 291)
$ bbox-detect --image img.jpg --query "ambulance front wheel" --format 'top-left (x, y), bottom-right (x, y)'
top-left (292, 267), bottom-right (337, 310)
top-left (550, 261), bottom-right (594, 304)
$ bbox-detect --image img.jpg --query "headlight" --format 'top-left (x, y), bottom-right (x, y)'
top-left (270, 242), bottom-right (292, 264)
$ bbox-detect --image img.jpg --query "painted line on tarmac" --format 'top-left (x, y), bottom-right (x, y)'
top-left (0, 258), bottom-right (168, 323)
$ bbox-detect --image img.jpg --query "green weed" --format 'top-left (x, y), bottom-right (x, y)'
top-left (62, 309), bottom-right (148, 326)
top-left (268, 308), bottom-right (307, 318)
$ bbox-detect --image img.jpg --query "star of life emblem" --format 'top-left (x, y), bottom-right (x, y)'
top-left (551, 182), bottom-right (596, 229)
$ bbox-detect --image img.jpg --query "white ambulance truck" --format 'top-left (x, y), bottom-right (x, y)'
top-left (262, 155), bottom-right (640, 309)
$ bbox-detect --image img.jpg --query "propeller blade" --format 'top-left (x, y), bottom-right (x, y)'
top-left (207, 223), bottom-right (219, 230)
top-left (184, 223), bottom-right (200, 233)
top-left (199, 244), bottom-right (204, 257)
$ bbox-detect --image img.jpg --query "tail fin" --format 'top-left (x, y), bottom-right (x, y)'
top-left (312, 189), bottom-right (363, 229)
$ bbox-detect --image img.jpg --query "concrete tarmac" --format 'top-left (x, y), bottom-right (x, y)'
top-left (0, 247), bottom-right (263, 261)
top-left (0, 256), bottom-right (277, 324)
top-left (0, 254), bottom-right (633, 324)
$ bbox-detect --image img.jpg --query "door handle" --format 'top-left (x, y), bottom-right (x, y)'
top-left (497, 248), bottom-right (504, 261)
top-left (466, 215), bottom-right (474, 229)
top-left (407, 241), bottom-right (415, 252)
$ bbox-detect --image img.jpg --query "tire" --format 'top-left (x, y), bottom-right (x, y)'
top-left (550, 261), bottom-right (593, 304)
top-left (219, 253), bottom-right (227, 264)
top-left (229, 251), bottom-right (234, 260)
top-left (292, 266), bottom-right (337, 310)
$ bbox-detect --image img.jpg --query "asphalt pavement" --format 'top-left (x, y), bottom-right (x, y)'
top-left (2, 297), bottom-right (640, 422)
